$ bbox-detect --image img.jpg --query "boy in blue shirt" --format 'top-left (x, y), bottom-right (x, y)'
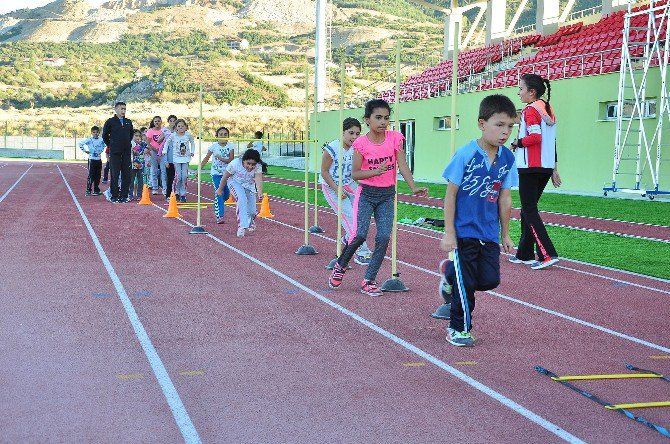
top-left (433, 94), bottom-right (518, 347)
top-left (79, 125), bottom-right (107, 196)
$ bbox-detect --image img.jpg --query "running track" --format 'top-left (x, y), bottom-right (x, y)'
top-left (1, 161), bottom-right (669, 443)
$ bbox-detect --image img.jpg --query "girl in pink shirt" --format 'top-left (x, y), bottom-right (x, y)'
top-left (328, 99), bottom-right (427, 296)
top-left (146, 116), bottom-right (169, 195)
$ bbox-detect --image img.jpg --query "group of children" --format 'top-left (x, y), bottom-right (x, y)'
top-left (81, 72), bottom-right (559, 347)
top-left (324, 74), bottom-right (558, 348)
top-left (80, 114), bottom-right (268, 238)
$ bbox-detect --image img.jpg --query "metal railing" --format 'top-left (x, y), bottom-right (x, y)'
top-left (0, 131), bottom-right (307, 161)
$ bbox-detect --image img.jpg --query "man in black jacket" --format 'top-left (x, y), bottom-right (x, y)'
top-left (102, 102), bottom-right (134, 202)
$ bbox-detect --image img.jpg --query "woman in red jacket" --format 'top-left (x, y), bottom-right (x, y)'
top-left (510, 73), bottom-right (561, 270)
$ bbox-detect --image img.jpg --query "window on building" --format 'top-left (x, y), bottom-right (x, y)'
top-left (435, 116), bottom-right (459, 130)
top-left (604, 100), bottom-right (657, 120)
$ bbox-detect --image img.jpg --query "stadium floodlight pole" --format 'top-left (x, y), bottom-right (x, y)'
top-left (450, 0), bottom-right (459, 157)
top-left (296, 61), bottom-right (318, 255)
top-left (381, 39), bottom-right (409, 293)
top-left (189, 84), bottom-right (207, 235)
top-left (327, 60), bottom-right (346, 270)
top-left (309, 57), bottom-right (324, 234)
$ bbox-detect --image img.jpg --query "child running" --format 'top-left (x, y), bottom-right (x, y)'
top-left (320, 117), bottom-right (372, 265)
top-left (328, 99), bottom-right (428, 296)
top-left (164, 119), bottom-right (195, 202)
top-left (434, 94), bottom-right (518, 347)
top-left (130, 129), bottom-right (147, 200)
top-left (201, 126), bottom-right (235, 224)
top-left (78, 125), bottom-right (106, 196)
top-left (215, 149), bottom-right (263, 237)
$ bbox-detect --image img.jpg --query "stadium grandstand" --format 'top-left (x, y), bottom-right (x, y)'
top-left (315, 0), bottom-right (669, 198)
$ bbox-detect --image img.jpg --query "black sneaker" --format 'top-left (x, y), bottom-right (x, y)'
top-left (86, 190), bottom-right (91, 196)
top-left (92, 190), bottom-right (101, 196)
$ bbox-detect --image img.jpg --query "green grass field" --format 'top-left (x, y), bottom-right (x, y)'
top-left (192, 164), bottom-right (670, 279)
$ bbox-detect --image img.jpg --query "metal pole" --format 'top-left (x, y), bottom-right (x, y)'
top-left (190, 84), bottom-right (207, 234)
top-left (296, 61), bottom-right (317, 255)
top-left (337, 61), bottom-right (345, 254)
top-left (450, 0), bottom-right (460, 157)
top-left (310, 58), bottom-right (324, 233)
top-left (327, 61), bottom-right (346, 269)
top-left (381, 39), bottom-right (408, 292)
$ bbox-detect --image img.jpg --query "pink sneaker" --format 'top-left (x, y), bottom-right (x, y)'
top-left (361, 280), bottom-right (383, 297)
top-left (328, 263), bottom-right (346, 289)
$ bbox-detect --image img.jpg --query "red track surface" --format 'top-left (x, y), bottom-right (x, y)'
top-left (2, 161), bottom-right (669, 443)
top-left (266, 176), bottom-right (670, 242)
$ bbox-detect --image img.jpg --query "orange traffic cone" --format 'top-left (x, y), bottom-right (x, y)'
top-left (258, 192), bottom-right (274, 218)
top-left (138, 184), bottom-right (152, 205)
top-left (225, 193), bottom-right (235, 204)
top-left (163, 193), bottom-right (183, 218)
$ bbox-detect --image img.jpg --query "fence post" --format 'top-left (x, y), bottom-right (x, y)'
top-left (73, 132), bottom-right (77, 161)
top-left (51, 136), bottom-right (54, 150)
top-left (3, 121), bottom-right (6, 149)
top-left (36, 134), bottom-right (39, 150)
top-left (21, 128), bottom-right (25, 149)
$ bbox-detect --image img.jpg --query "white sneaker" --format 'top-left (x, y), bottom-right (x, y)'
top-left (530, 257), bottom-right (560, 270)
top-left (446, 327), bottom-right (475, 347)
top-left (237, 227), bottom-right (245, 237)
top-left (508, 256), bottom-right (535, 265)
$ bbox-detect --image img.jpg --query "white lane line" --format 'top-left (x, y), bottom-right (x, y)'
top-left (181, 190), bottom-right (670, 355)
top-left (0, 165), bottom-right (32, 203)
top-left (262, 208), bottom-right (670, 353)
top-left (153, 202), bottom-right (584, 444)
top-left (196, 179), bottom-right (670, 286)
top-left (266, 176), bottom-right (670, 229)
top-left (266, 179), bottom-right (670, 243)
top-left (262, 193), bottom-right (670, 291)
top-left (58, 166), bottom-right (201, 444)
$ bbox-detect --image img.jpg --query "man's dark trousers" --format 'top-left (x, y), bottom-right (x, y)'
top-left (109, 150), bottom-right (132, 200)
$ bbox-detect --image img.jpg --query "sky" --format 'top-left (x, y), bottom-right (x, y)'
top-left (0, 0), bottom-right (107, 15)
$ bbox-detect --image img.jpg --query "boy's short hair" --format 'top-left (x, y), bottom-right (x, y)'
top-left (114, 101), bottom-right (126, 108)
top-left (91, 126), bottom-right (100, 132)
top-left (254, 130), bottom-right (263, 139)
top-left (133, 129), bottom-right (141, 135)
top-left (478, 94), bottom-right (517, 121)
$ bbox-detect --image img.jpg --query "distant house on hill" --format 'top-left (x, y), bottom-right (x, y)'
top-left (227, 39), bottom-right (249, 51)
top-left (42, 58), bottom-right (65, 67)
top-left (345, 64), bottom-right (357, 77)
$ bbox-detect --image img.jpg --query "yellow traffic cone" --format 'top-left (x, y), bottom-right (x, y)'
top-left (138, 184), bottom-right (152, 205)
top-left (225, 193), bottom-right (235, 205)
top-left (163, 193), bottom-right (183, 218)
top-left (258, 192), bottom-right (274, 218)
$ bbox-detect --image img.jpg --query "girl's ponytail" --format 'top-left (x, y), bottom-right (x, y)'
top-left (543, 79), bottom-right (553, 117)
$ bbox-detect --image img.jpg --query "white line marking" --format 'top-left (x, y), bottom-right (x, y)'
top-left (0, 165), bottom-right (32, 203)
top-left (261, 193), bottom-right (670, 290)
top-left (196, 178), bottom-right (670, 286)
top-left (264, 209), bottom-right (670, 353)
top-left (153, 202), bottom-right (584, 444)
top-left (266, 176), bottom-right (670, 229)
top-left (58, 166), bottom-right (201, 444)
top-left (265, 179), bottom-right (670, 243)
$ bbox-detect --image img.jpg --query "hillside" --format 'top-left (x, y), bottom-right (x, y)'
top-left (0, 0), bottom-right (602, 134)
